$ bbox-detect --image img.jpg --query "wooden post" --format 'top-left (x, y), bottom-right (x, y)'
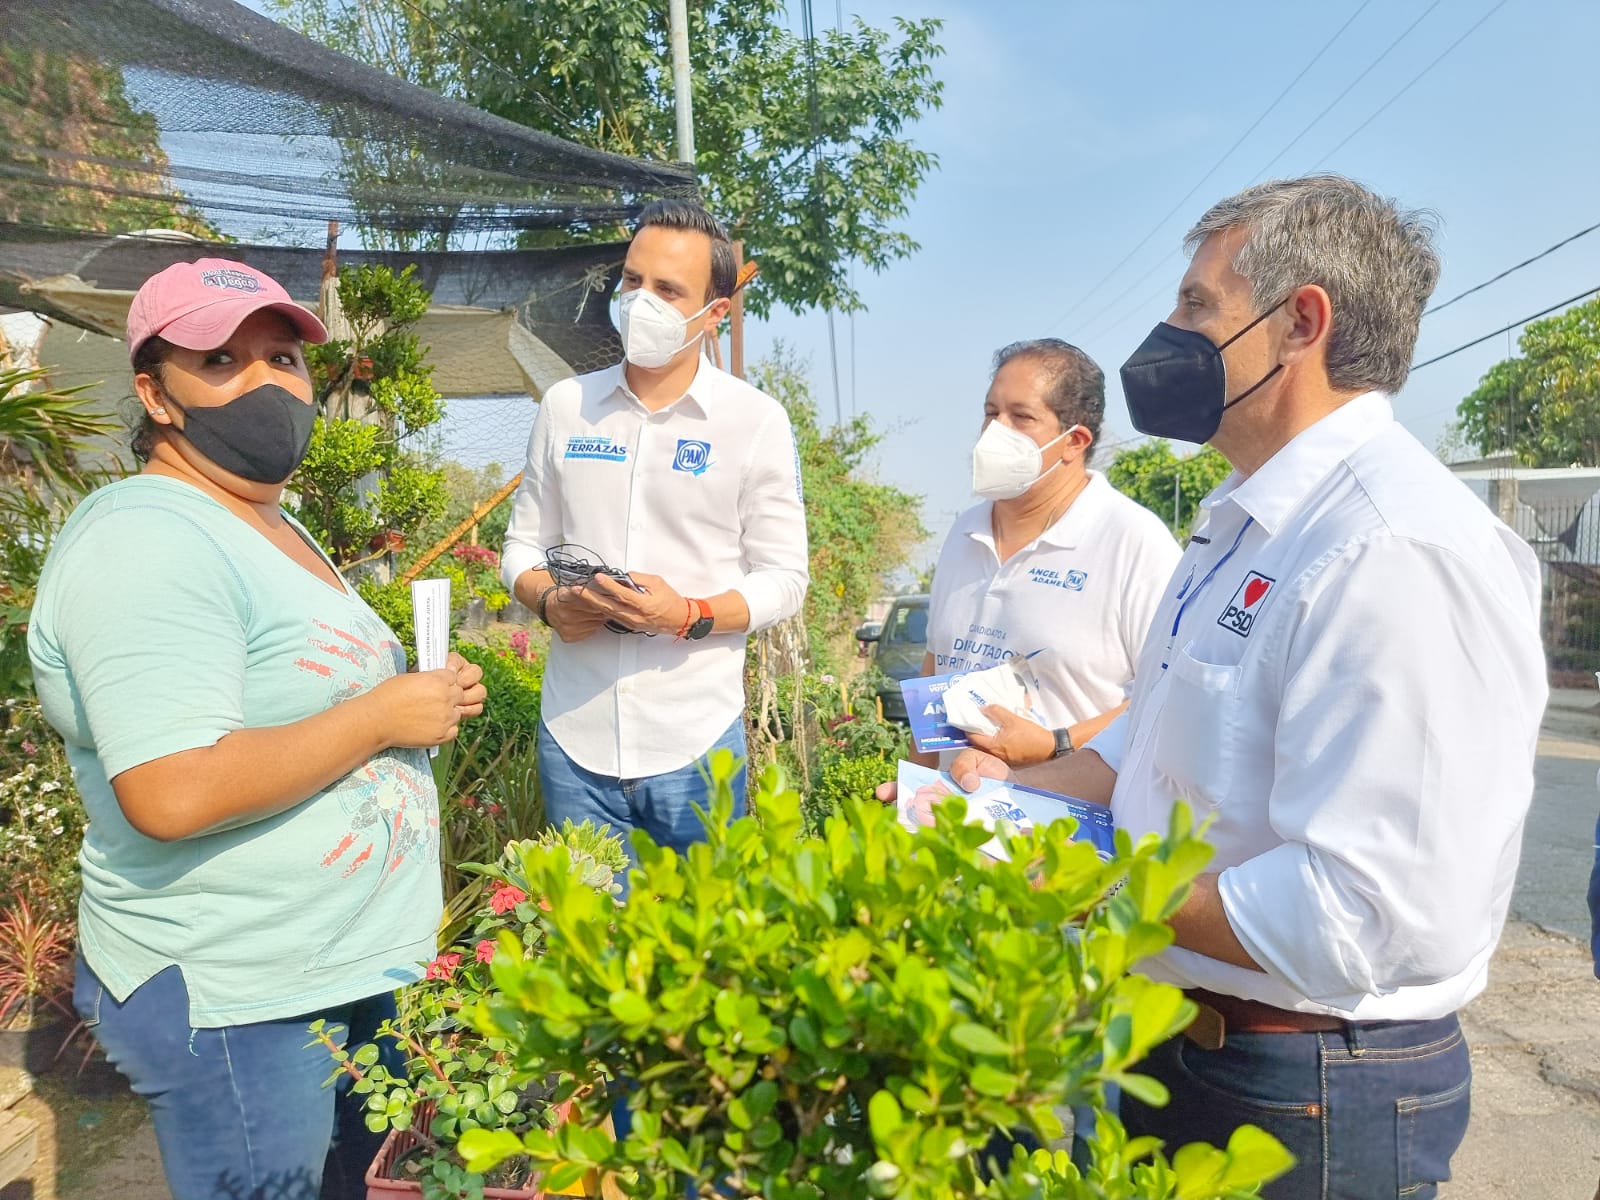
top-left (731, 240), bottom-right (746, 380)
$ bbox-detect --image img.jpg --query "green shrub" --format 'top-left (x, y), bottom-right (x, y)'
top-left (453, 637), bottom-right (544, 764)
top-left (0, 701), bottom-right (86, 924)
top-left (459, 758), bottom-right (1292, 1199)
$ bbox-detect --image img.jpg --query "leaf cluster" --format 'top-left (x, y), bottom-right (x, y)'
top-left (460, 760), bottom-right (1289, 1199)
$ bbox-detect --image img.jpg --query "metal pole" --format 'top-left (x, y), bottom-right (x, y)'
top-left (668, 0), bottom-right (696, 164)
top-left (731, 240), bottom-right (746, 379)
top-left (1172, 470), bottom-right (1181, 531)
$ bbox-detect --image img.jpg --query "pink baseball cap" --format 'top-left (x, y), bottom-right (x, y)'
top-left (126, 257), bottom-right (328, 363)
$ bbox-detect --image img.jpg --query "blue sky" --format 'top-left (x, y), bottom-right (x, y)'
top-left (745, 0), bottom-right (1600, 557)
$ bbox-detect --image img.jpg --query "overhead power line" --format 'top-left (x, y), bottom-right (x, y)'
top-left (1410, 286), bottom-right (1600, 373)
top-left (1311, 0), bottom-right (1508, 169)
top-left (1043, 0), bottom-right (1373, 334)
top-left (1249, 0), bottom-right (1442, 182)
top-left (1425, 219), bottom-right (1600, 316)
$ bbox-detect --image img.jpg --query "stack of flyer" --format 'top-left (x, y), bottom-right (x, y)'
top-left (900, 654), bottom-right (1049, 754)
top-left (895, 759), bottom-right (1114, 863)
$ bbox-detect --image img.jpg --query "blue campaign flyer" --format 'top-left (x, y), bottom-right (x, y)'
top-left (901, 673), bottom-right (969, 752)
top-left (895, 759), bottom-right (1116, 863)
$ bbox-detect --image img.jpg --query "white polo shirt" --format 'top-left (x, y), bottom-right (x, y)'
top-left (502, 356), bottom-right (809, 778)
top-left (1089, 392), bottom-right (1547, 1020)
top-left (927, 472), bottom-right (1181, 737)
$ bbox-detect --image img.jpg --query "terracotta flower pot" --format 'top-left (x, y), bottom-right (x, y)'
top-left (364, 1100), bottom-right (589, 1199)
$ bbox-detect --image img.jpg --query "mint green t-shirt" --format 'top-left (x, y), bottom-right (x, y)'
top-left (28, 476), bottom-right (440, 1027)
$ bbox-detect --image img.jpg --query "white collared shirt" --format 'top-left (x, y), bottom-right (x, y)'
top-left (927, 472), bottom-right (1180, 736)
top-left (502, 356), bottom-right (809, 777)
top-left (1089, 393), bottom-right (1546, 1019)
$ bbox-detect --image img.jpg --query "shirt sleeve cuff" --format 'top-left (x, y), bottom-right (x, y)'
top-left (501, 542), bottom-right (544, 594)
top-left (735, 571), bottom-right (802, 633)
top-left (1084, 711), bottom-right (1130, 774)
top-left (1217, 843), bottom-right (1377, 1007)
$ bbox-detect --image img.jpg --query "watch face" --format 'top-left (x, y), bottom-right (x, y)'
top-left (688, 616), bottom-right (715, 641)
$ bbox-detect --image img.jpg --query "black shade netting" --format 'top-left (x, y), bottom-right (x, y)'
top-left (0, 0), bottom-right (697, 244)
top-left (0, 221), bottom-right (630, 379)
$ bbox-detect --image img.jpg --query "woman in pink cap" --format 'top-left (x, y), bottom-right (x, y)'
top-left (27, 259), bottom-right (486, 1199)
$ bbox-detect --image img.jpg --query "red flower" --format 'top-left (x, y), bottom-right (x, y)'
top-left (489, 884), bottom-right (526, 915)
top-left (425, 951), bottom-right (463, 981)
top-left (475, 939), bottom-right (496, 964)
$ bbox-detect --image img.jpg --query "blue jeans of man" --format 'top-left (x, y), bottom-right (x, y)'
top-left (1120, 1014), bottom-right (1471, 1199)
top-left (73, 956), bottom-right (399, 1200)
top-left (537, 717), bottom-right (748, 867)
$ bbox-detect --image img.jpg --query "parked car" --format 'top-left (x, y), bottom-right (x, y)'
top-left (856, 593), bottom-right (929, 723)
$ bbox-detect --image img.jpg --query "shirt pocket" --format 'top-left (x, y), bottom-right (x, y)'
top-left (1152, 646), bottom-right (1243, 815)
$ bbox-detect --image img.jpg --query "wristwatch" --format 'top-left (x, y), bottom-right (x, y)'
top-left (685, 598), bottom-right (715, 641)
top-left (1050, 726), bottom-right (1076, 759)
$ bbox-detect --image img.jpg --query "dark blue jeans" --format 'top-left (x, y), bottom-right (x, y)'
top-left (1120, 1014), bottom-right (1470, 1199)
top-left (537, 718), bottom-right (748, 868)
top-left (74, 956), bottom-right (400, 1200)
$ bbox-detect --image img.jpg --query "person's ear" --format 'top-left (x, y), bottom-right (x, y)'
top-left (134, 372), bottom-right (175, 425)
top-left (1279, 283), bottom-right (1334, 366)
top-left (702, 296), bottom-right (733, 331)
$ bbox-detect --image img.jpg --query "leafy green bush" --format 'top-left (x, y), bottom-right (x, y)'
top-left (453, 636), bottom-right (545, 764)
top-left (460, 759), bottom-right (1291, 1199)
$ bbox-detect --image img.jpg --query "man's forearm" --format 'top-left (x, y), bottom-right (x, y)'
top-left (512, 567), bottom-right (556, 612)
top-left (1168, 872), bottom-right (1264, 971)
top-left (1012, 746), bottom-right (1118, 806)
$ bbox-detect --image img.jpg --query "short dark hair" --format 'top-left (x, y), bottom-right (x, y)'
top-left (129, 334), bottom-right (176, 463)
top-left (991, 339), bottom-right (1106, 459)
top-left (632, 199), bottom-right (737, 302)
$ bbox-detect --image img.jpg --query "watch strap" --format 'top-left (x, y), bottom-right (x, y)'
top-left (686, 597), bottom-right (715, 640)
top-left (1051, 726), bottom-right (1075, 759)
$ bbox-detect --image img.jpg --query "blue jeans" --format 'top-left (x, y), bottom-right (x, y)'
top-left (1120, 1014), bottom-right (1471, 1199)
top-left (73, 956), bottom-right (400, 1200)
top-left (537, 718), bottom-right (748, 866)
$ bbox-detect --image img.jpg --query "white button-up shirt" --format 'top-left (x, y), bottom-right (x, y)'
top-left (502, 357), bottom-right (809, 777)
top-left (927, 473), bottom-right (1180, 731)
top-left (1090, 392), bottom-right (1546, 1019)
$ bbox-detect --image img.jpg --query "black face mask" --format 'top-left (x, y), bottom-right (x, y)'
top-left (1119, 303), bottom-right (1285, 445)
top-left (162, 383), bottom-right (316, 484)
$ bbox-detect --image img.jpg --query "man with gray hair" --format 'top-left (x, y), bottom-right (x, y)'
top-left (946, 174), bottom-right (1547, 1196)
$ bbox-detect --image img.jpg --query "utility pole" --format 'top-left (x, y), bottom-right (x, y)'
top-left (668, 0), bottom-right (696, 164)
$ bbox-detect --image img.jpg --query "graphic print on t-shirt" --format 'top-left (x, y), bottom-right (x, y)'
top-left (293, 609), bottom-right (440, 879)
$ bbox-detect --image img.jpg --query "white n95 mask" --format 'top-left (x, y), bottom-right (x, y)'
top-left (617, 288), bottom-right (716, 369)
top-left (971, 420), bottom-right (1074, 500)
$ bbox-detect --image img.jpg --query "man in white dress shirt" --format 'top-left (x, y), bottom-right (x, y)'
top-left (947, 175), bottom-right (1546, 1197)
top-left (501, 200), bottom-right (809, 858)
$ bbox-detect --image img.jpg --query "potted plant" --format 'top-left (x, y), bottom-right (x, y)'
top-left (456, 755), bottom-right (1293, 1199)
top-left (0, 896), bottom-right (75, 1073)
top-left (313, 822), bottom-right (627, 1199)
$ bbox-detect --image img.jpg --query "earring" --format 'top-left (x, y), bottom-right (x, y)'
top-left (154, 407), bottom-right (166, 416)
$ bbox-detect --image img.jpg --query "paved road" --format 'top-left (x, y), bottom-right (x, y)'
top-left (1516, 690), bottom-right (1600, 941)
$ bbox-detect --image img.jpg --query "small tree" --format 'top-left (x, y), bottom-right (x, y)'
top-left (1105, 441), bottom-right (1231, 541)
top-left (292, 263), bottom-right (449, 566)
top-left (1455, 294), bottom-right (1600, 467)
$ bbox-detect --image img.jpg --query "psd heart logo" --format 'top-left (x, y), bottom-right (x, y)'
top-left (1218, 570), bottom-right (1277, 638)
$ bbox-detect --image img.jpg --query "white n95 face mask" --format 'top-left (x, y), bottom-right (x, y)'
top-left (971, 420), bottom-right (1074, 500)
top-left (617, 288), bottom-right (716, 369)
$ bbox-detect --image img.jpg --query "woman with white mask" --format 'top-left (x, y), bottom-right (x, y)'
top-left (916, 339), bottom-right (1182, 771)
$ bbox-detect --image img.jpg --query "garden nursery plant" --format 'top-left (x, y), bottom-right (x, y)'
top-left (456, 757), bottom-right (1293, 1199)
top-left (313, 822), bottom-right (628, 1198)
